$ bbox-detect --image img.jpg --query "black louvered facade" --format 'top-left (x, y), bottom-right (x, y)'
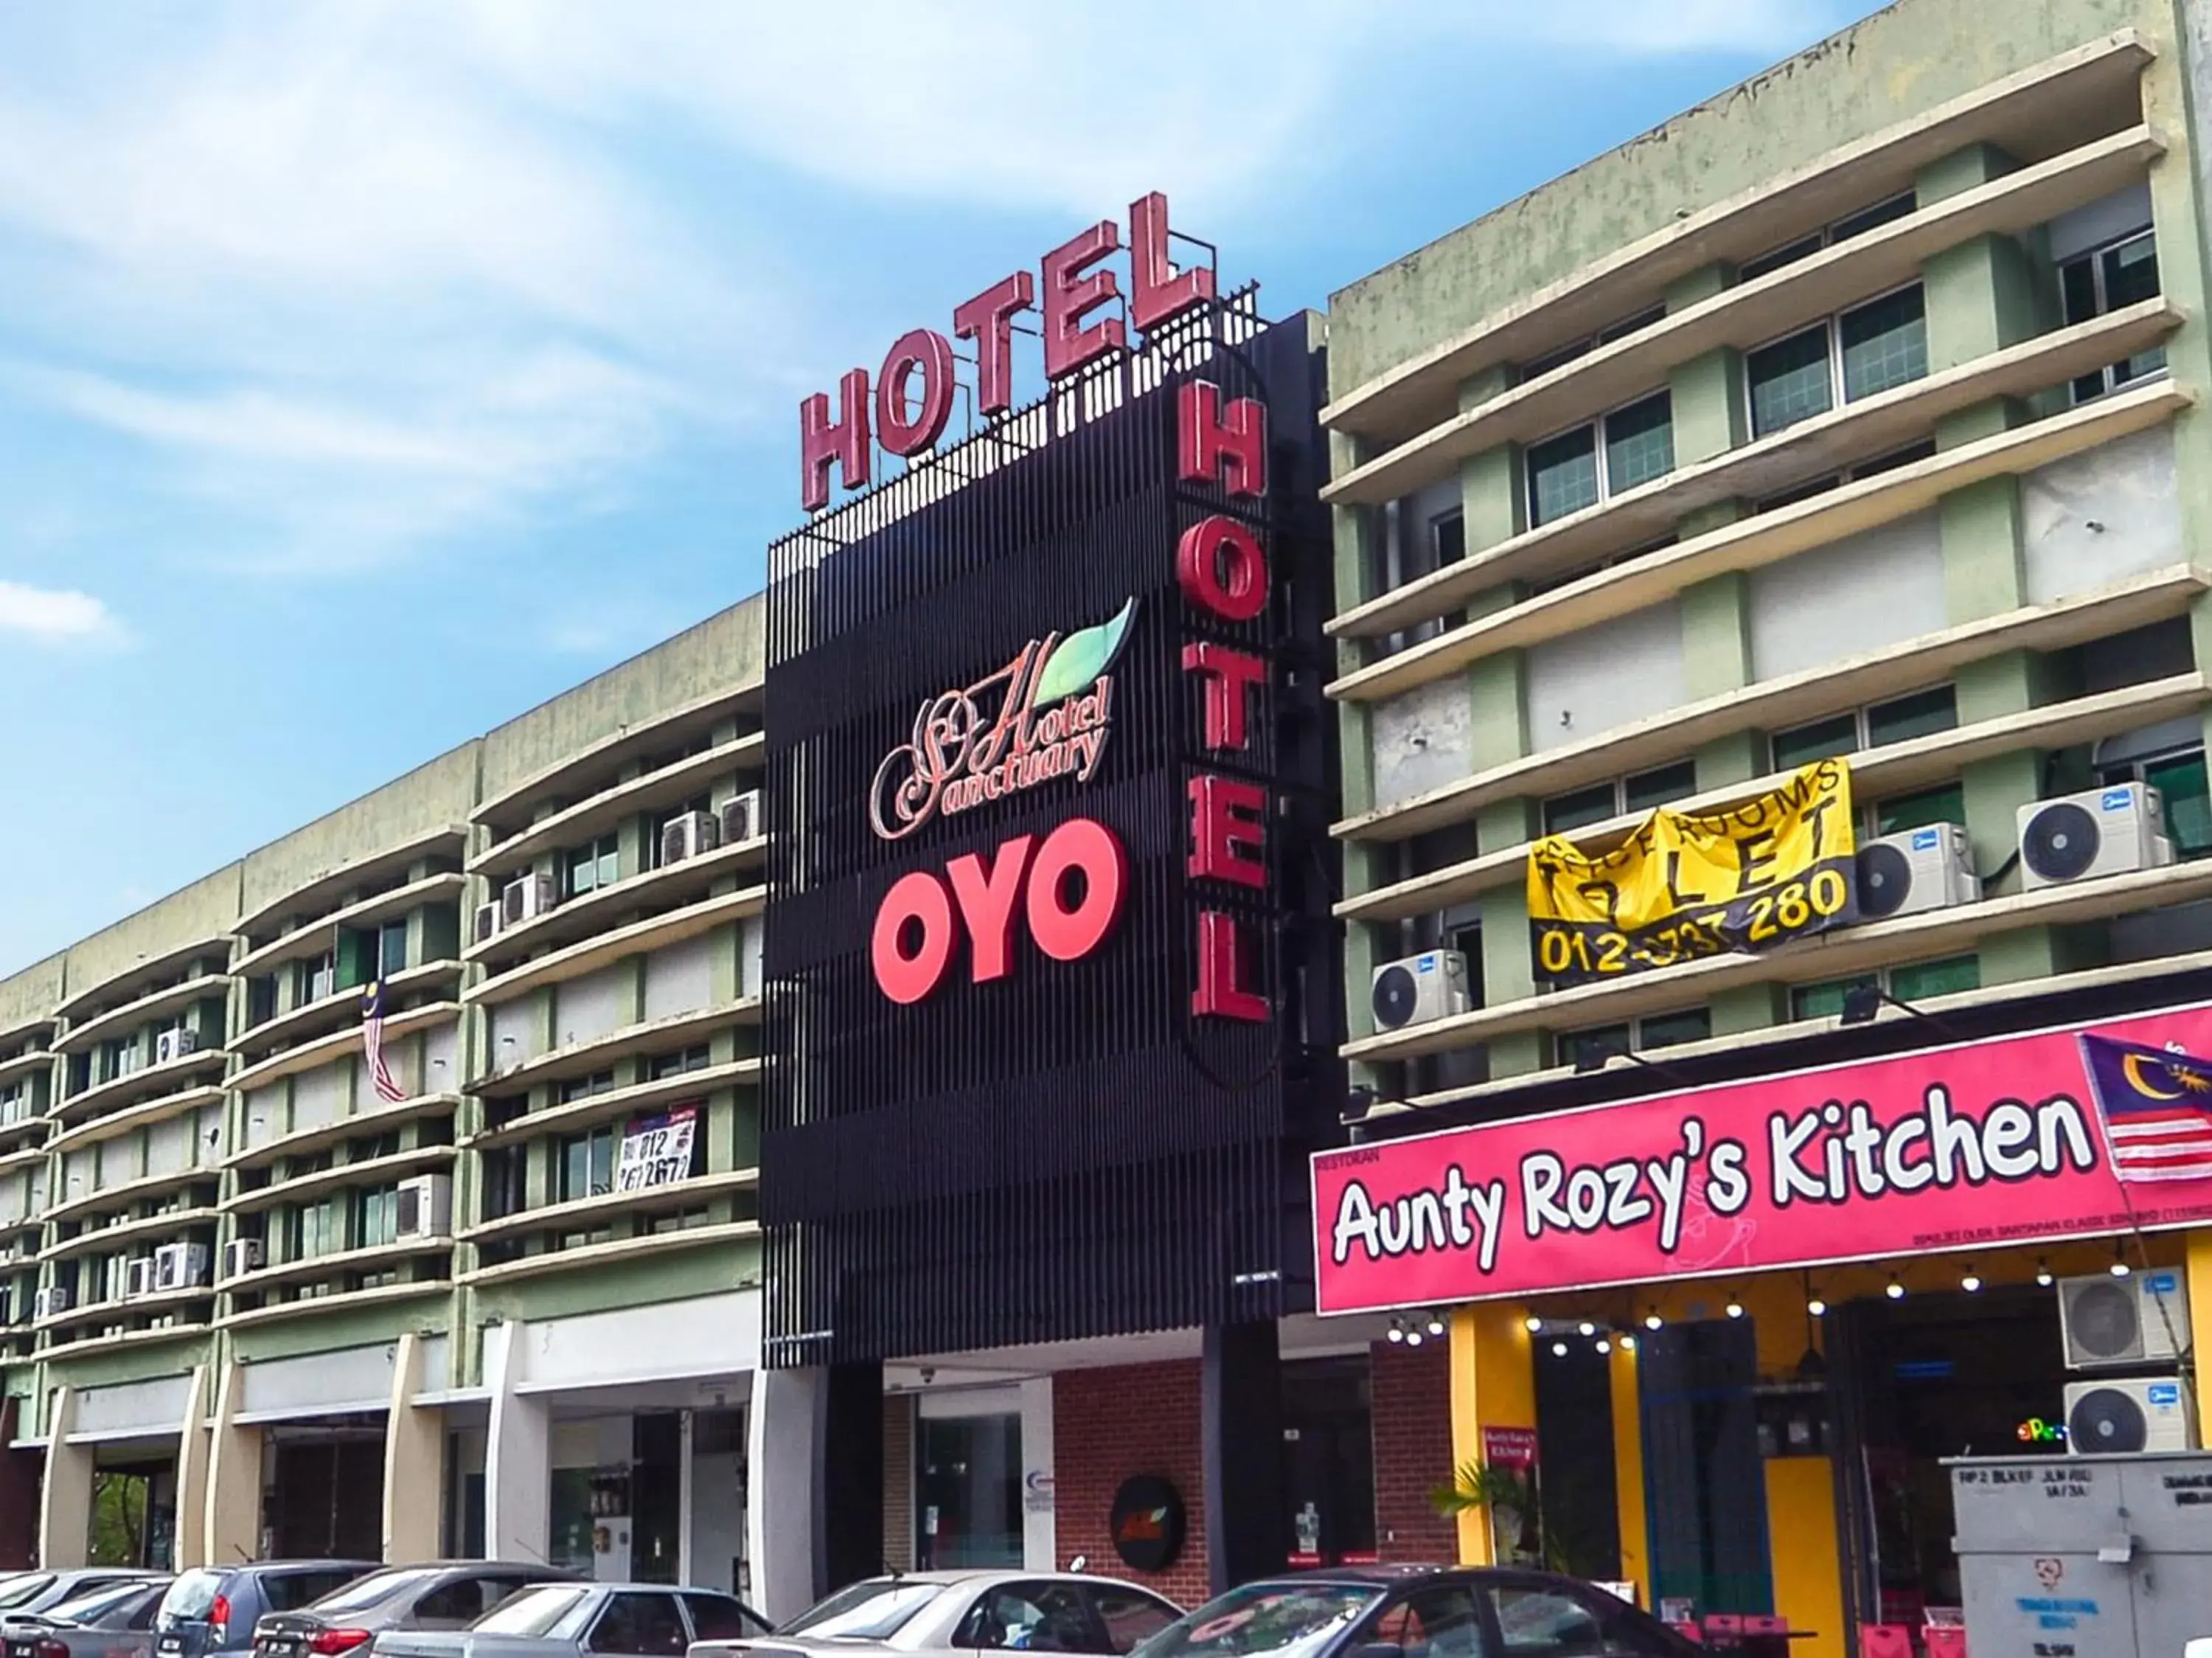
top-left (760, 305), bottom-right (1343, 1367)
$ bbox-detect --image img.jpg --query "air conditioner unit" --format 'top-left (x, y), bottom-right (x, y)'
top-left (720, 789), bottom-right (762, 848)
top-left (32, 1286), bottom-right (68, 1322)
top-left (153, 1242), bottom-right (209, 1293)
top-left (1371, 951), bottom-right (1472, 1032)
top-left (2018, 783), bottom-right (2174, 890)
top-left (223, 1238), bottom-right (265, 1281)
top-left (2059, 1268), bottom-right (2192, 1368)
top-left (125, 1258), bottom-right (155, 1301)
top-left (502, 872), bottom-right (558, 926)
top-left (661, 811), bottom-right (721, 867)
top-left (154, 1028), bottom-right (201, 1066)
top-left (394, 1173), bottom-right (453, 1241)
top-left (1854, 823), bottom-right (1980, 922)
top-left (2065, 1376), bottom-right (2197, 1454)
top-left (473, 901), bottom-right (505, 945)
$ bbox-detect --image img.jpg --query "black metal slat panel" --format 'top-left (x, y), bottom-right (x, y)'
top-left (762, 303), bottom-right (1343, 1366)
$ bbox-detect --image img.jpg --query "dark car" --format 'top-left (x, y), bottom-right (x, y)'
top-left (1128, 1569), bottom-right (1698, 1658)
top-left (1, 1579), bottom-right (170, 1658)
top-left (156, 1566), bottom-right (380, 1658)
top-left (253, 1565), bottom-right (582, 1658)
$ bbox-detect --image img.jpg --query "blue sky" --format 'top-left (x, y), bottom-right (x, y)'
top-left (0, 0), bottom-right (1882, 975)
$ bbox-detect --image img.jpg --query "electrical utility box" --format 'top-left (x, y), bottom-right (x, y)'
top-left (1950, 1452), bottom-right (2212, 1658)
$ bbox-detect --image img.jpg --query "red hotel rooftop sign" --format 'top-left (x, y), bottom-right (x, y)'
top-left (1311, 1005), bottom-right (2212, 1315)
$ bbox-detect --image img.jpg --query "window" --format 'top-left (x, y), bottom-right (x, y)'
top-left (2100, 745), bottom-right (2212, 860)
top-left (956, 1584), bottom-right (1096, 1652)
top-left (1085, 1589), bottom-right (1178, 1655)
top-left (296, 952), bottom-right (335, 1006)
top-left (2063, 230), bottom-right (2166, 400)
top-left (378, 919), bottom-right (408, 978)
top-left (1558, 1009), bottom-right (1710, 1069)
top-left (647, 1047), bottom-right (711, 1081)
top-left (1870, 782), bottom-right (1965, 838)
top-left (567, 835), bottom-right (621, 899)
top-left (1770, 684), bottom-right (1957, 772)
top-left (476, 1587), bottom-right (592, 1639)
top-left (1541, 761), bottom-right (1698, 836)
top-left (356, 1185), bottom-right (400, 1249)
top-left (1741, 192), bottom-right (1916, 282)
top-left (559, 1071), bottom-right (616, 1104)
top-left (1433, 512), bottom-right (1467, 568)
top-left (1791, 954), bottom-right (1981, 1021)
top-left (588, 1592), bottom-right (689, 1657)
top-left (1368, 1586), bottom-right (1489, 1658)
top-left (1139, 1584), bottom-right (1382, 1658)
top-left (1747, 285), bottom-right (1927, 437)
top-left (782, 1582), bottom-right (947, 1642)
top-left (1526, 391), bottom-right (1674, 527)
top-left (560, 1128), bottom-right (616, 1202)
top-left (1520, 306), bottom-right (1666, 380)
top-left (681, 1595), bottom-right (769, 1643)
top-left (289, 1197), bottom-right (339, 1260)
top-left (247, 976), bottom-right (277, 1028)
top-left (1485, 1583), bottom-right (1667, 1658)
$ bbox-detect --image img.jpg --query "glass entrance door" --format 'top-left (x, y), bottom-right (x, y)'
top-left (916, 1412), bottom-right (1021, 1569)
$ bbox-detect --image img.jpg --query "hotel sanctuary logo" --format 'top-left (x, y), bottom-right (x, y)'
top-left (868, 599), bottom-right (1136, 842)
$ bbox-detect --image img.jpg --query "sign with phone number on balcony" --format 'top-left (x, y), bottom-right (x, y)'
top-left (1525, 760), bottom-right (1859, 985)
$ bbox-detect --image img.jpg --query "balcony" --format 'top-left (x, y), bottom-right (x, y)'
top-left (473, 732), bottom-right (766, 884)
top-left (1324, 32), bottom-right (2151, 442)
top-left (472, 999), bottom-right (762, 1097)
top-left (43, 1207), bottom-right (218, 1264)
top-left (0, 1050), bottom-right (53, 1090)
top-left (220, 1236), bottom-right (452, 1297)
top-left (1332, 381), bottom-right (2188, 705)
top-left (1332, 301), bottom-right (2183, 644)
top-left (223, 1145), bottom-right (456, 1216)
top-left (52, 1047), bottom-right (228, 1130)
top-left (0, 1111), bottom-right (46, 1155)
top-left (1346, 858), bottom-right (2212, 1066)
top-left (1338, 563), bottom-right (2209, 843)
top-left (233, 873), bottom-right (467, 977)
top-left (227, 999), bottom-right (461, 1098)
top-left (476, 684), bottom-right (762, 842)
top-left (49, 1085), bottom-right (226, 1158)
top-left (220, 1278), bottom-right (451, 1332)
top-left (57, 973), bottom-right (228, 1057)
top-left (463, 1168), bottom-right (759, 1248)
top-left (53, 934), bottom-right (232, 1027)
top-left (236, 824), bottom-right (467, 944)
top-left (462, 1218), bottom-right (759, 1288)
top-left (37, 1286), bottom-right (212, 1345)
top-left (228, 1091), bottom-right (462, 1174)
top-left (46, 1166), bottom-right (217, 1229)
top-left (469, 1058), bottom-right (760, 1151)
top-left (1342, 672), bottom-right (2212, 923)
top-left (232, 959), bottom-right (462, 1069)
top-left (467, 886), bottom-right (765, 1010)
top-left (469, 839), bottom-right (767, 970)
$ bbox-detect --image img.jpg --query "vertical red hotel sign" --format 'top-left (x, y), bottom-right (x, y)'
top-left (1180, 380), bottom-right (1273, 1021)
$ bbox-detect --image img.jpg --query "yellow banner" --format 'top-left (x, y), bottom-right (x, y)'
top-left (1526, 759), bottom-right (1858, 985)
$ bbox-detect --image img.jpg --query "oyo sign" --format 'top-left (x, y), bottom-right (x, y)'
top-left (800, 191), bottom-right (1214, 510)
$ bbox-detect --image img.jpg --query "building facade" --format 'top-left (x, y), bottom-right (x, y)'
top-left (1321, 0), bottom-right (2212, 1647)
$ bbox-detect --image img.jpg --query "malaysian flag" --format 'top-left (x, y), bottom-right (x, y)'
top-left (2080, 1032), bottom-right (2212, 1183)
top-left (362, 980), bottom-right (408, 1104)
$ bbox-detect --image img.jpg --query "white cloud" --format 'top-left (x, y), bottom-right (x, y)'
top-left (0, 580), bottom-right (123, 645)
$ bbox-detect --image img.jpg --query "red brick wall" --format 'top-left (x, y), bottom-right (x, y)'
top-left (1053, 1360), bottom-right (1210, 1609)
top-left (1368, 1339), bottom-right (1458, 1566)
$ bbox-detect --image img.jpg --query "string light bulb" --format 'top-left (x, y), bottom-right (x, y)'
top-left (1551, 1341), bottom-right (1569, 1357)
top-left (1644, 1308), bottom-right (1664, 1331)
top-left (1595, 1337), bottom-right (1613, 1355)
top-left (1578, 1321), bottom-right (1597, 1338)
top-left (1525, 1315), bottom-right (1544, 1334)
top-left (2111, 1243), bottom-right (2133, 1278)
top-left (1619, 1333), bottom-right (1638, 1353)
top-left (1426, 1312), bottom-right (1447, 1337)
top-left (1725, 1291), bottom-right (1746, 1319)
top-left (1806, 1292), bottom-right (1829, 1317)
top-left (2036, 1260), bottom-right (2054, 1288)
top-left (1961, 1265), bottom-right (1983, 1294)
top-left (1386, 1322), bottom-right (1405, 1344)
top-left (1885, 1275), bottom-right (1906, 1300)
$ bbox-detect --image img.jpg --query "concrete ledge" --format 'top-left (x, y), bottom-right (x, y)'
top-left (0, 1050), bottom-right (55, 1088)
top-left (470, 999), bottom-right (762, 1097)
top-left (47, 1165), bottom-right (218, 1228)
top-left (36, 1282), bottom-right (212, 1333)
top-left (235, 825), bottom-right (468, 941)
top-left (475, 683), bottom-right (761, 837)
top-left (55, 934), bottom-right (232, 1025)
top-left (219, 1278), bottom-right (450, 1333)
top-left (1335, 564), bottom-right (2208, 842)
top-left (222, 1237), bottom-right (452, 1297)
top-left (233, 873), bottom-right (467, 977)
top-left (1323, 30), bottom-right (2152, 440)
top-left (50, 1049), bottom-right (227, 1130)
top-left (466, 887), bottom-right (765, 1010)
top-left (468, 838), bottom-right (765, 968)
top-left (57, 974), bottom-right (229, 1057)
top-left (462, 1167), bottom-right (760, 1246)
top-left (1344, 858), bottom-right (2212, 1064)
top-left (42, 1205), bottom-right (218, 1264)
top-left (473, 732), bottom-right (765, 881)
top-left (226, 1091), bottom-right (461, 1173)
top-left (1340, 673), bottom-right (2212, 921)
top-left (38, 1322), bottom-right (212, 1365)
top-left (227, 993), bottom-right (460, 1095)
top-left (461, 1218), bottom-right (760, 1288)
top-left (47, 1083), bottom-right (226, 1156)
top-left (466, 1058), bottom-right (762, 1150)
top-left (222, 1143), bottom-right (456, 1215)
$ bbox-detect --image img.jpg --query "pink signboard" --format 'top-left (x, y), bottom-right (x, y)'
top-left (1312, 1005), bottom-right (2212, 1314)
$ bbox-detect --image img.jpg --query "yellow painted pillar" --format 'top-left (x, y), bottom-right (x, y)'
top-left (1765, 1460), bottom-right (1846, 1658)
top-left (2188, 1230), bottom-right (2212, 1429)
top-left (172, 1366), bottom-right (212, 1569)
top-left (202, 1364), bottom-right (262, 1564)
top-left (38, 1387), bottom-right (93, 1568)
top-left (1610, 1345), bottom-right (1649, 1607)
top-left (1448, 1303), bottom-right (1537, 1566)
top-left (383, 1332), bottom-right (444, 1563)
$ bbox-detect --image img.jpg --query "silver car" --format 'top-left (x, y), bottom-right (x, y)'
top-left (703, 1570), bottom-right (1183, 1658)
top-left (373, 1582), bottom-right (768, 1658)
top-left (1, 1579), bottom-right (170, 1658)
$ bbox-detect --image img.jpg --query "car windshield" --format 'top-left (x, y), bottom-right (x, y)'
top-left (300, 1570), bottom-right (437, 1617)
top-left (0, 1578), bottom-right (58, 1612)
top-left (1133, 1584), bottom-right (1382, 1658)
top-left (43, 1584), bottom-right (153, 1626)
top-left (159, 1572), bottom-right (226, 1625)
top-left (781, 1581), bottom-right (947, 1640)
top-left (470, 1586), bottom-right (591, 1638)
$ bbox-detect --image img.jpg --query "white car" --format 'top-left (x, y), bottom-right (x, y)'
top-left (696, 1571), bottom-right (1181, 1658)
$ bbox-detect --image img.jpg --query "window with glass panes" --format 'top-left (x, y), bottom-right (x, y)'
top-left (357, 1184), bottom-right (400, 1249)
top-left (290, 1197), bottom-right (339, 1260)
top-left (1540, 760), bottom-right (1698, 836)
top-left (1789, 954), bottom-right (1980, 1021)
top-left (2063, 231), bottom-right (2165, 400)
top-left (2098, 746), bottom-right (2212, 859)
top-left (1869, 782), bottom-right (1965, 837)
top-left (566, 833), bottom-right (620, 898)
top-left (1526, 391), bottom-right (1674, 528)
top-left (557, 1071), bottom-right (616, 1104)
top-left (1557, 1008), bottom-right (1711, 1069)
top-left (648, 1046), bottom-right (711, 1081)
top-left (1770, 684), bottom-right (1957, 771)
top-left (1739, 192), bottom-right (1916, 282)
top-left (1747, 285), bottom-right (1928, 437)
top-left (296, 951), bottom-right (335, 1006)
top-left (559, 1127), bottom-right (616, 1202)
top-left (378, 918), bottom-right (408, 977)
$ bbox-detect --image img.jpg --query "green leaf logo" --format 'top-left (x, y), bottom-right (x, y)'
top-left (1030, 597), bottom-right (1137, 709)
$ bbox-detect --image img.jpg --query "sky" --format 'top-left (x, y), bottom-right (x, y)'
top-left (0, 0), bottom-right (1885, 977)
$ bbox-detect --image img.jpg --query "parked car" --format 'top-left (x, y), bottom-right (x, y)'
top-left (0, 1579), bottom-right (171, 1658)
top-left (254, 1564), bottom-right (582, 1658)
top-left (157, 1566), bottom-right (380, 1658)
top-left (372, 1583), bottom-right (770, 1658)
top-left (1122, 1567), bottom-right (1699, 1658)
top-left (0, 1577), bottom-right (168, 1626)
top-left (697, 1570), bottom-right (1183, 1658)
